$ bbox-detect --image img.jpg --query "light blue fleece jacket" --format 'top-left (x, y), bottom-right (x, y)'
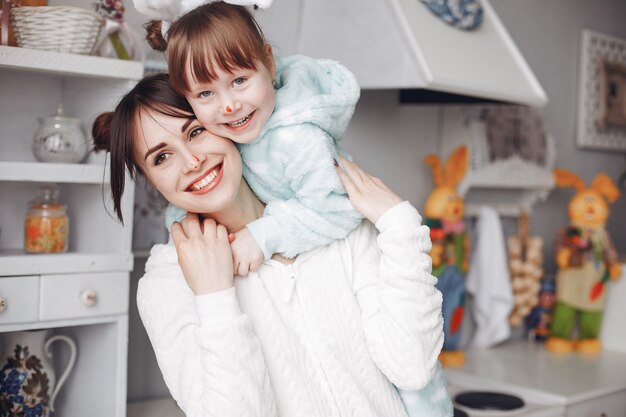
top-left (166, 55), bottom-right (363, 259)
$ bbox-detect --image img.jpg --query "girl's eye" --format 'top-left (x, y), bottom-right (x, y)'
top-left (189, 126), bottom-right (205, 140)
top-left (233, 77), bottom-right (246, 86)
top-left (198, 91), bottom-right (212, 98)
top-left (154, 152), bottom-right (170, 166)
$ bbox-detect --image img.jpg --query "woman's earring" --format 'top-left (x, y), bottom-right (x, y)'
top-left (272, 79), bottom-right (277, 89)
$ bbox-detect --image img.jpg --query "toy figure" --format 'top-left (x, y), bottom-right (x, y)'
top-left (546, 169), bottom-right (622, 354)
top-left (424, 145), bottom-right (469, 366)
top-left (525, 279), bottom-right (556, 341)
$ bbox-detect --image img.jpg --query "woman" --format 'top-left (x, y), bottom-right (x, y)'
top-left (93, 74), bottom-right (444, 417)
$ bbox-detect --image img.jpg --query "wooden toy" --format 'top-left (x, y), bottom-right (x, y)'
top-left (546, 168), bottom-right (622, 354)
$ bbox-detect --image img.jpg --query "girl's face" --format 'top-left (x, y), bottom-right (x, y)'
top-left (133, 108), bottom-right (243, 215)
top-left (184, 50), bottom-right (276, 145)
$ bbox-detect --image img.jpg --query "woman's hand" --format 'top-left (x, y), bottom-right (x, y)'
top-left (335, 156), bottom-right (403, 224)
top-left (171, 213), bottom-right (234, 295)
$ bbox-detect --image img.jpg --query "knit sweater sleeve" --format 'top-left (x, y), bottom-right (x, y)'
top-left (136, 244), bottom-right (278, 417)
top-left (246, 124), bottom-right (362, 259)
top-left (347, 201), bottom-right (444, 390)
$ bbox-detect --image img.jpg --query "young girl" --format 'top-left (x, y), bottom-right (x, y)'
top-left (135, 0), bottom-right (362, 275)
top-left (133, 1), bottom-right (452, 415)
top-left (93, 73), bottom-right (445, 417)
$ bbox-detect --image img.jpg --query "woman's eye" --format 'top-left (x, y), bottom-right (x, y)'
top-left (199, 91), bottom-right (212, 98)
top-left (154, 153), bottom-right (170, 166)
top-left (233, 77), bottom-right (246, 86)
top-left (189, 126), bottom-right (205, 140)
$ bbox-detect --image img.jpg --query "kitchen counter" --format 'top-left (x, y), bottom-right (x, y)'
top-left (445, 341), bottom-right (626, 407)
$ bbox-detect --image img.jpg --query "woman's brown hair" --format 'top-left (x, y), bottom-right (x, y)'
top-left (92, 73), bottom-right (194, 223)
top-left (145, 2), bottom-right (273, 94)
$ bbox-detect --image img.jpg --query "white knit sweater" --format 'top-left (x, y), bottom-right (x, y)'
top-left (137, 201), bottom-right (444, 417)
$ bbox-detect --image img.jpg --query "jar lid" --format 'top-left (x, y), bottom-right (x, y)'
top-left (39, 102), bottom-right (81, 123)
top-left (27, 204), bottom-right (67, 218)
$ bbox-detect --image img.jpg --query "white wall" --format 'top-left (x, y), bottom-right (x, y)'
top-left (125, 0), bottom-right (626, 401)
top-left (489, 0), bottom-right (626, 261)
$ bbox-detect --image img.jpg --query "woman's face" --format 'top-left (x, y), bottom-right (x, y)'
top-left (133, 108), bottom-right (243, 215)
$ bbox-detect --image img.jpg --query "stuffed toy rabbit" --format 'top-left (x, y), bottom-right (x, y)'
top-left (423, 145), bottom-right (469, 366)
top-left (546, 168), bottom-right (622, 354)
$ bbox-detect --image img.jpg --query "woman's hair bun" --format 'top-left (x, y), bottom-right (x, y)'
top-left (145, 20), bottom-right (168, 52)
top-left (92, 111), bottom-right (114, 152)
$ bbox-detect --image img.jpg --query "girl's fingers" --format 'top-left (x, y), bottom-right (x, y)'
top-left (228, 233), bottom-right (236, 243)
top-left (237, 261), bottom-right (248, 277)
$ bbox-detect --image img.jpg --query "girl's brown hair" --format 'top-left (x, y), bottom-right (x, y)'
top-left (145, 2), bottom-right (273, 94)
top-left (92, 73), bottom-right (194, 223)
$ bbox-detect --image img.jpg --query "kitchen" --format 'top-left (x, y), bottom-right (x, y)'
top-left (1, 0), bottom-right (625, 416)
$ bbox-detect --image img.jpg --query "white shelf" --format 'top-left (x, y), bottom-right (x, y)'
top-left (0, 251), bottom-right (133, 276)
top-left (0, 161), bottom-right (109, 184)
top-left (0, 45), bottom-right (144, 80)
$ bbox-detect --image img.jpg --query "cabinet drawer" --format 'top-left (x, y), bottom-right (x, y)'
top-left (40, 272), bottom-right (129, 321)
top-left (0, 275), bottom-right (39, 324)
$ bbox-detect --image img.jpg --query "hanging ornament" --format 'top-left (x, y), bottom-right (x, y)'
top-left (419, 0), bottom-right (483, 31)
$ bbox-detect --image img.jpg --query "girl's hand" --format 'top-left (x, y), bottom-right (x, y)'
top-left (335, 156), bottom-right (403, 224)
top-left (171, 213), bottom-right (234, 295)
top-left (230, 227), bottom-right (265, 277)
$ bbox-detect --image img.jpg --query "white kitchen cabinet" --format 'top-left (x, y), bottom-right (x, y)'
top-left (446, 342), bottom-right (626, 417)
top-left (0, 44), bottom-right (142, 417)
top-left (566, 389), bottom-right (626, 417)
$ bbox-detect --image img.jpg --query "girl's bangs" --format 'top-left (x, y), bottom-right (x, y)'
top-left (170, 19), bottom-right (266, 94)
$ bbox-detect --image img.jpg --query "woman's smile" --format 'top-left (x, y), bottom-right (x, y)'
top-left (186, 162), bottom-right (224, 194)
top-left (134, 108), bottom-right (244, 215)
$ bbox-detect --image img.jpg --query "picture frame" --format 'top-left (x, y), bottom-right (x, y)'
top-left (576, 30), bottom-right (626, 151)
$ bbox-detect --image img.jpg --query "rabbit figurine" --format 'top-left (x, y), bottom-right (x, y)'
top-left (546, 168), bottom-right (622, 354)
top-left (423, 145), bottom-right (469, 367)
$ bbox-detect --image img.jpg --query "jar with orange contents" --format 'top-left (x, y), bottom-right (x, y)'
top-left (24, 185), bottom-right (69, 253)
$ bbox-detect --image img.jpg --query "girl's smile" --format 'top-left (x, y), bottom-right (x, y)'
top-left (223, 110), bottom-right (255, 131)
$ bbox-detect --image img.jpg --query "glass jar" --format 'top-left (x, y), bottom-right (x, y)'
top-left (32, 102), bottom-right (88, 163)
top-left (24, 186), bottom-right (69, 253)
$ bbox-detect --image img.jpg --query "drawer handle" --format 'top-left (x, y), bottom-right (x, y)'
top-left (0, 296), bottom-right (5, 313)
top-left (80, 290), bottom-right (98, 307)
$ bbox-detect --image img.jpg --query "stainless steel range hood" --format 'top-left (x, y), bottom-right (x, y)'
top-left (295, 0), bottom-right (548, 106)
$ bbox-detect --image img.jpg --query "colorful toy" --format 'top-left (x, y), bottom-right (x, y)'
top-left (424, 145), bottom-right (469, 367)
top-left (546, 169), bottom-right (622, 354)
top-left (525, 279), bottom-right (556, 342)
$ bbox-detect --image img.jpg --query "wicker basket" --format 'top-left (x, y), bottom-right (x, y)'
top-left (10, 6), bottom-right (104, 55)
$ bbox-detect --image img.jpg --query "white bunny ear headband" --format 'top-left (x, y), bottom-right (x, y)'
top-left (133, 0), bottom-right (273, 38)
